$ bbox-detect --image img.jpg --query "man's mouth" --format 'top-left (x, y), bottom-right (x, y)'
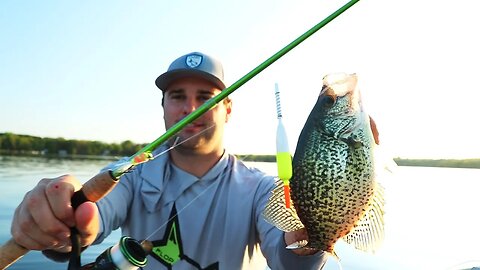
top-left (182, 122), bottom-right (205, 132)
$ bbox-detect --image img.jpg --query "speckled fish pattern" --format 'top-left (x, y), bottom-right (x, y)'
top-left (264, 73), bottom-right (384, 254)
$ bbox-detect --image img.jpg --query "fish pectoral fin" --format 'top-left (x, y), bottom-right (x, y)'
top-left (262, 180), bottom-right (305, 232)
top-left (343, 183), bottom-right (385, 253)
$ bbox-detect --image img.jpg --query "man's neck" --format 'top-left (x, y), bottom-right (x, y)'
top-left (169, 148), bottom-right (225, 178)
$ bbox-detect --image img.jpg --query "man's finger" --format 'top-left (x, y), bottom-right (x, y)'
top-left (45, 177), bottom-right (77, 227)
top-left (74, 202), bottom-right (99, 247)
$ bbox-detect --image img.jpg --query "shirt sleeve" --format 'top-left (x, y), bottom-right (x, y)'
top-left (255, 175), bottom-right (328, 269)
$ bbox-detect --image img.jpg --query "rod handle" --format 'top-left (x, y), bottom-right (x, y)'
top-left (71, 170), bottom-right (119, 208)
top-left (0, 239), bottom-right (28, 270)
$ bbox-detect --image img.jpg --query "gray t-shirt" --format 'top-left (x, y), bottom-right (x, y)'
top-left (95, 146), bottom-right (327, 269)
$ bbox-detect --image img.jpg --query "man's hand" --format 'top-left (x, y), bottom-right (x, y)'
top-left (11, 175), bottom-right (99, 252)
top-left (284, 229), bottom-right (319, 256)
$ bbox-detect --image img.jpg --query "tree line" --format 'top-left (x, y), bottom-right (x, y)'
top-left (0, 132), bottom-right (146, 157)
top-left (2, 132), bottom-right (479, 168)
top-left (394, 158), bottom-right (480, 169)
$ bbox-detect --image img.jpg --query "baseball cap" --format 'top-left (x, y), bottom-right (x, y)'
top-left (155, 52), bottom-right (226, 91)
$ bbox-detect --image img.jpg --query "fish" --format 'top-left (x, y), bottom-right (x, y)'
top-left (263, 72), bottom-right (385, 256)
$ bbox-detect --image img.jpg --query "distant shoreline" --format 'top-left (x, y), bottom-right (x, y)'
top-left (392, 158), bottom-right (480, 169)
top-left (0, 151), bottom-right (120, 161)
top-left (2, 151), bottom-right (480, 169)
top-left (2, 132), bottom-right (479, 169)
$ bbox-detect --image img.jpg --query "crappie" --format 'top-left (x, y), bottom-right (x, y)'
top-left (263, 73), bottom-right (384, 255)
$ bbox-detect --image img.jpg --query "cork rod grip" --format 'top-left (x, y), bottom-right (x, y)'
top-left (71, 170), bottom-right (119, 208)
top-left (0, 170), bottom-right (119, 269)
top-left (0, 239), bottom-right (28, 270)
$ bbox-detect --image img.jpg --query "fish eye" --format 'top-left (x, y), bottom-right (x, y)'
top-left (322, 95), bottom-right (336, 108)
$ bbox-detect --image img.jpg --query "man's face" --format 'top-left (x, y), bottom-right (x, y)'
top-left (162, 76), bottom-right (231, 154)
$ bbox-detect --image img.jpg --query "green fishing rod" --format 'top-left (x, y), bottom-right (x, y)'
top-left (131, 0), bottom-right (360, 163)
top-left (0, 0), bottom-right (360, 269)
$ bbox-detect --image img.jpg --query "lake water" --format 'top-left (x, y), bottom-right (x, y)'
top-left (1, 155), bottom-right (480, 270)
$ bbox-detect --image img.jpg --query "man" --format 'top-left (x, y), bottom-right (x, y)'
top-left (11, 52), bottom-right (327, 269)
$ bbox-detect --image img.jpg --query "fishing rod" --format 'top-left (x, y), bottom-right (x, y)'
top-left (0, 0), bottom-right (360, 269)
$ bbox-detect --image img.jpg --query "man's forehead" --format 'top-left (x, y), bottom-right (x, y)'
top-left (166, 76), bottom-right (219, 89)
top-left (165, 88), bottom-right (217, 94)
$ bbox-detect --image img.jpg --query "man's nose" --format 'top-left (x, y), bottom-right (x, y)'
top-left (183, 99), bottom-right (197, 114)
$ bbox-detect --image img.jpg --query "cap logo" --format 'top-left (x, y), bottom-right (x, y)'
top-left (185, 54), bottom-right (203, 68)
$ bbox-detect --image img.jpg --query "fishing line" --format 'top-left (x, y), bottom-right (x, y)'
top-left (150, 123), bottom-right (216, 160)
top-left (141, 176), bottom-right (217, 242)
top-left (152, 137), bottom-right (181, 159)
top-left (141, 152), bottom-right (254, 242)
top-left (333, 255), bottom-right (344, 270)
top-left (138, 123), bottom-right (258, 243)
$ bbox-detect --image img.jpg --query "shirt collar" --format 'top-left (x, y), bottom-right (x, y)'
top-left (139, 145), bottom-right (230, 212)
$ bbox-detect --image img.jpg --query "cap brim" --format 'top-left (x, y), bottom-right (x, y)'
top-left (155, 69), bottom-right (226, 91)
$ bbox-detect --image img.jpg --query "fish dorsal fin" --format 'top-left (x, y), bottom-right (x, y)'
top-left (343, 183), bottom-right (385, 253)
top-left (262, 180), bottom-right (305, 232)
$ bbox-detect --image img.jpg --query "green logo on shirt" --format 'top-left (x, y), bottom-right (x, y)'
top-left (150, 204), bottom-right (219, 269)
top-left (152, 220), bottom-right (181, 264)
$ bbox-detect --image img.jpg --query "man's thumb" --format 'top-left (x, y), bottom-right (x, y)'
top-left (74, 202), bottom-right (99, 247)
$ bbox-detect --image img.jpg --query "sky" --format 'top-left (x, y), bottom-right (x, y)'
top-left (1, 0), bottom-right (480, 159)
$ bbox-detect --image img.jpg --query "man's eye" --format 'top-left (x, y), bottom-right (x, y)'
top-left (198, 95), bottom-right (212, 101)
top-left (170, 95), bottom-right (185, 100)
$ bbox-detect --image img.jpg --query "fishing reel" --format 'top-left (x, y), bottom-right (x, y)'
top-left (77, 236), bottom-right (152, 270)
